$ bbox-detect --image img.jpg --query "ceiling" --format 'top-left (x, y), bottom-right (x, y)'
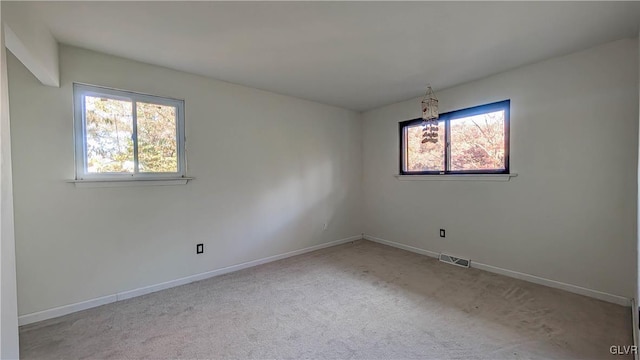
top-left (24, 1), bottom-right (640, 111)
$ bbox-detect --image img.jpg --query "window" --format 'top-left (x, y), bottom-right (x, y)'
top-left (400, 100), bottom-right (509, 175)
top-left (73, 84), bottom-right (186, 180)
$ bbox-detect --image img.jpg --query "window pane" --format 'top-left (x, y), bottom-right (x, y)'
top-left (405, 121), bottom-right (445, 172)
top-left (84, 96), bottom-right (134, 173)
top-left (136, 102), bottom-right (178, 173)
top-left (450, 110), bottom-right (505, 171)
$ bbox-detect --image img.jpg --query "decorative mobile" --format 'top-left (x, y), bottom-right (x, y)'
top-left (421, 85), bottom-right (439, 144)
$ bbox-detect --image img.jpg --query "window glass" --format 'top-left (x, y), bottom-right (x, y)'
top-left (74, 84), bottom-right (185, 180)
top-left (450, 110), bottom-right (505, 171)
top-left (85, 96), bottom-right (134, 173)
top-left (137, 102), bottom-right (178, 173)
top-left (404, 122), bottom-right (445, 172)
top-left (400, 100), bottom-right (509, 175)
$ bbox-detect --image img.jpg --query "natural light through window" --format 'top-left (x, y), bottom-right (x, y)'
top-left (400, 100), bottom-right (509, 175)
top-left (405, 121), bottom-right (445, 172)
top-left (85, 96), bottom-right (135, 173)
top-left (450, 110), bottom-right (505, 171)
top-left (74, 84), bottom-right (185, 180)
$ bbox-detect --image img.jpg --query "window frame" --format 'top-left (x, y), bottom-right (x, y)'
top-left (73, 83), bottom-right (186, 181)
top-left (399, 100), bottom-right (510, 175)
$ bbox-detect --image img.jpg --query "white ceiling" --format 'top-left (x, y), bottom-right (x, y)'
top-left (27, 1), bottom-right (640, 111)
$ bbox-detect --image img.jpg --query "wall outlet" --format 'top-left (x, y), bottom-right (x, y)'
top-left (322, 223), bottom-right (328, 231)
top-left (440, 229), bottom-right (446, 238)
top-left (196, 243), bottom-right (204, 254)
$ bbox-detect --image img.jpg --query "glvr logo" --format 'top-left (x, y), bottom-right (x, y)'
top-left (610, 345), bottom-right (638, 355)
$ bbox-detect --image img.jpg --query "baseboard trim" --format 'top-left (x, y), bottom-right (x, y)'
top-left (364, 234), bottom-right (440, 258)
top-left (363, 234), bottom-right (631, 307)
top-left (18, 235), bottom-right (362, 326)
top-left (17, 294), bottom-right (118, 326)
top-left (632, 298), bottom-right (638, 360)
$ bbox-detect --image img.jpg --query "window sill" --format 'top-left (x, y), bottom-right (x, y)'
top-left (68, 177), bottom-right (193, 188)
top-left (394, 173), bottom-right (517, 181)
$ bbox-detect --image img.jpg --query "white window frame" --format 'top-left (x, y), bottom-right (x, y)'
top-left (73, 83), bottom-right (186, 181)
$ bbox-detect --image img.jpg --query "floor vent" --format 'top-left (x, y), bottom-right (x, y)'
top-left (439, 253), bottom-right (470, 268)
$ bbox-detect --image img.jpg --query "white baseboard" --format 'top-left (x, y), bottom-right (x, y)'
top-left (364, 234), bottom-right (631, 307)
top-left (18, 235), bottom-right (362, 326)
top-left (632, 298), bottom-right (638, 360)
top-left (18, 294), bottom-right (118, 326)
top-left (364, 234), bottom-right (440, 258)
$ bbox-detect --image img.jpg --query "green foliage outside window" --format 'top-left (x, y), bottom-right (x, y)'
top-left (85, 96), bottom-right (178, 173)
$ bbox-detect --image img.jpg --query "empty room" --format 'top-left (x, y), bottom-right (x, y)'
top-left (1, 1), bottom-right (640, 359)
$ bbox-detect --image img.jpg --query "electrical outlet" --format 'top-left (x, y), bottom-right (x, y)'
top-left (322, 223), bottom-right (328, 231)
top-left (196, 243), bottom-right (204, 254)
top-left (440, 229), bottom-right (446, 238)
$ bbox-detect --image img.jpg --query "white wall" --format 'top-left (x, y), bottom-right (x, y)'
top-left (636, 32), bottom-right (640, 350)
top-left (363, 39), bottom-right (638, 299)
top-left (2, 1), bottom-right (58, 87)
top-left (0, 15), bottom-right (20, 360)
top-left (6, 34), bottom-right (638, 323)
top-left (638, 33), bottom-right (640, 304)
top-left (7, 45), bottom-right (362, 316)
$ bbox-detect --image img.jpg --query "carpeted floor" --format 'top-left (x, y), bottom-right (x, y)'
top-left (20, 240), bottom-right (632, 359)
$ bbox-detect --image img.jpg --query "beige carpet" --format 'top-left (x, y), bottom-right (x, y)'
top-left (20, 240), bottom-right (631, 359)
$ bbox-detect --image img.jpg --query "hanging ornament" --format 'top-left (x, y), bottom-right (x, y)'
top-left (421, 85), bottom-right (439, 143)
